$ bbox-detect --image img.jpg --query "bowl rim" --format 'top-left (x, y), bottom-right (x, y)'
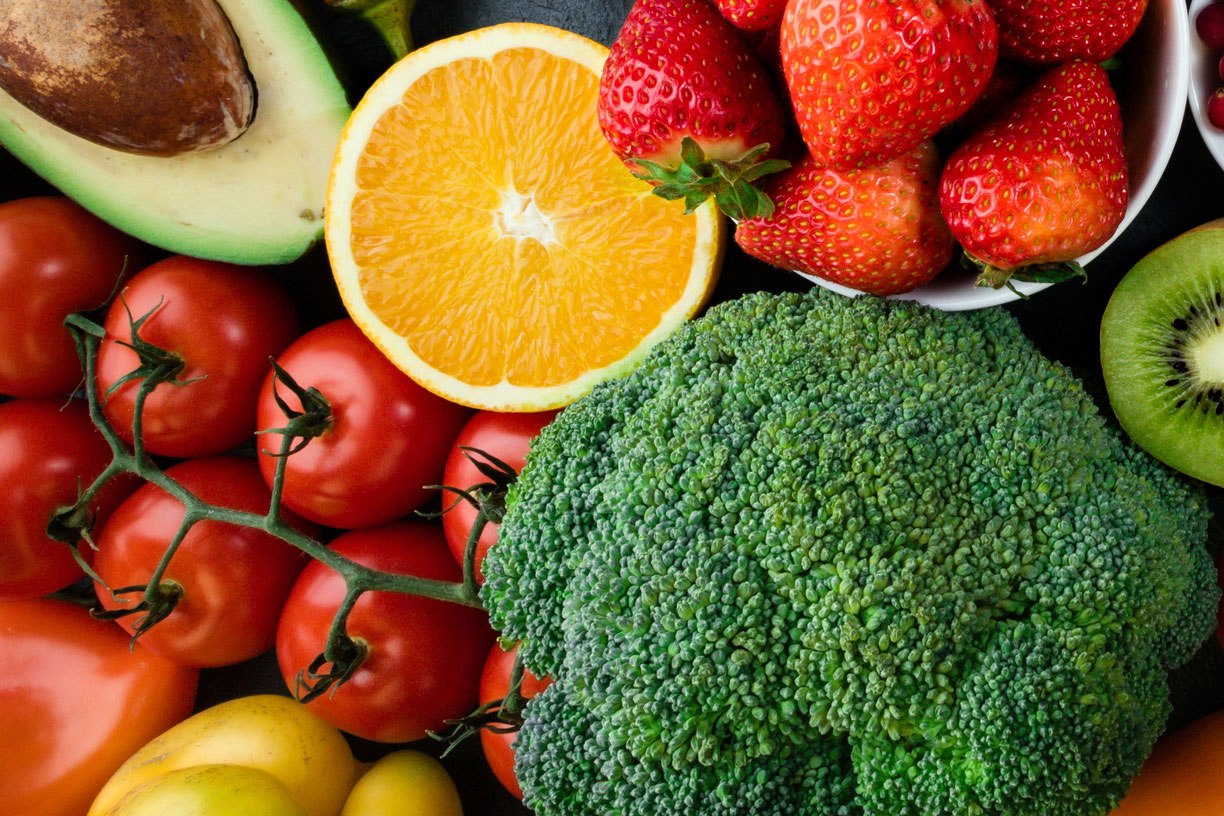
top-left (799, 0), bottom-right (1191, 311)
top-left (1188, 0), bottom-right (1224, 170)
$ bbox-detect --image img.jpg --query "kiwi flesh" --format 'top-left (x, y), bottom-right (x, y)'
top-left (1101, 219), bottom-right (1224, 487)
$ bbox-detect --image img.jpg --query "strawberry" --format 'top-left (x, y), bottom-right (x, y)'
top-left (598, 0), bottom-right (790, 219)
top-left (715, 0), bottom-right (788, 31)
top-left (986, 0), bottom-right (1148, 64)
top-left (938, 61), bottom-right (1128, 290)
top-left (781, 0), bottom-right (998, 171)
top-left (736, 141), bottom-right (954, 296)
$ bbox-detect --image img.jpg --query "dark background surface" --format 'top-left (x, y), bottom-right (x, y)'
top-left (2, 0), bottom-right (1222, 813)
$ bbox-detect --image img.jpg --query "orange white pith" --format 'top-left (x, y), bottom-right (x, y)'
top-left (326, 24), bottom-right (724, 411)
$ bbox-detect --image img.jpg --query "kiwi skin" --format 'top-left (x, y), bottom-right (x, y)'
top-left (1100, 219), bottom-right (1224, 488)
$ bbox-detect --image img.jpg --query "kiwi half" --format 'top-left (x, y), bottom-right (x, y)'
top-left (1101, 220), bottom-right (1224, 487)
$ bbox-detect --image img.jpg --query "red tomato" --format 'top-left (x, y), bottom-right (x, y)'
top-left (276, 521), bottom-right (495, 742)
top-left (0, 598), bottom-right (198, 816)
top-left (96, 256), bottom-right (298, 458)
top-left (478, 642), bottom-right (552, 799)
top-left (255, 320), bottom-right (472, 529)
top-left (442, 410), bottom-right (557, 581)
top-left (0, 197), bottom-right (140, 398)
top-left (93, 457), bottom-right (312, 668)
top-left (0, 398), bottom-right (135, 599)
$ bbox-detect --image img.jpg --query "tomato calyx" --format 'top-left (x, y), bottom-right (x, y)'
top-left (293, 586), bottom-right (371, 703)
top-left (92, 578), bottom-right (184, 640)
top-left (258, 360), bottom-right (334, 456)
top-left (431, 646), bottom-right (529, 755)
top-left (425, 446), bottom-right (517, 597)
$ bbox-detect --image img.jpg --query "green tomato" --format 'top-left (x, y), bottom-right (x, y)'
top-left (107, 765), bottom-right (307, 816)
top-left (341, 751), bottom-right (462, 816)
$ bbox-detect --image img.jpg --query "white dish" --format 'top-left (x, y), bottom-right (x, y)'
top-left (1189, 0), bottom-right (1224, 171)
top-left (798, 0), bottom-right (1190, 311)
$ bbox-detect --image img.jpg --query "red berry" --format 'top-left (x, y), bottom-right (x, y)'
top-left (1219, 52), bottom-right (1224, 83)
top-left (939, 61), bottom-right (1128, 283)
top-left (1207, 87), bottom-right (1224, 131)
top-left (987, 0), bottom-right (1148, 64)
top-left (1198, 2), bottom-right (1224, 51)
top-left (782, 0), bottom-right (997, 170)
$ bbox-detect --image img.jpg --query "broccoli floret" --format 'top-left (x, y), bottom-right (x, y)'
top-left (482, 288), bottom-right (1219, 816)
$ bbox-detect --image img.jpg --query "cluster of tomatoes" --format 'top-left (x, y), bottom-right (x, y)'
top-left (0, 196), bottom-right (551, 812)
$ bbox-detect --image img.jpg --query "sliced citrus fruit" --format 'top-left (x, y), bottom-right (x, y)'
top-left (326, 23), bottom-right (723, 411)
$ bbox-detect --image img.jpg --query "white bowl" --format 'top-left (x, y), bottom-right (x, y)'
top-left (797, 0), bottom-right (1189, 311)
top-left (1189, 0), bottom-right (1224, 168)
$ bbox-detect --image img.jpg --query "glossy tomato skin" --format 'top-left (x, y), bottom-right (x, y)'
top-left (256, 320), bottom-right (472, 529)
top-left (0, 398), bottom-right (135, 599)
top-left (442, 410), bottom-right (557, 581)
top-left (96, 256), bottom-right (298, 458)
top-left (0, 197), bottom-right (140, 398)
top-left (1111, 710), bottom-right (1224, 814)
top-left (0, 598), bottom-right (198, 816)
top-left (276, 521), bottom-right (495, 742)
top-left (478, 642), bottom-right (552, 799)
top-left (93, 457), bottom-right (312, 668)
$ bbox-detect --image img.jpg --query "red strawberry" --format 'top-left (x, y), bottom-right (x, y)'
top-left (736, 141), bottom-right (954, 296)
top-left (939, 61), bottom-right (1128, 289)
top-left (781, 0), bottom-right (998, 171)
top-left (987, 0), bottom-right (1148, 64)
top-left (598, 0), bottom-right (790, 219)
top-left (715, 0), bottom-right (788, 31)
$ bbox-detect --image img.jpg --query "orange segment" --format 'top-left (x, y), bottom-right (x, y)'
top-left (326, 23), bottom-right (723, 411)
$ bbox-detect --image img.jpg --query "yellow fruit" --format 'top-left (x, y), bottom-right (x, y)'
top-left (326, 23), bottom-right (723, 411)
top-left (341, 751), bottom-right (463, 816)
top-left (104, 765), bottom-right (307, 816)
top-left (88, 695), bottom-right (358, 816)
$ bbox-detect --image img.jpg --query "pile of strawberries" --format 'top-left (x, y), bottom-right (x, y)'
top-left (596, 0), bottom-right (1144, 295)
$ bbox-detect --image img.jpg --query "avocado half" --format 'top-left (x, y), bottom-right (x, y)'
top-left (0, 0), bottom-right (351, 264)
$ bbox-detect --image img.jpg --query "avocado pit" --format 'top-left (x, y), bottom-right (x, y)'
top-left (0, 0), bottom-right (255, 156)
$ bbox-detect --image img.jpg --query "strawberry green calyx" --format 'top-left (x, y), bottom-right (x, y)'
top-left (969, 254), bottom-right (1088, 294)
top-left (631, 138), bottom-right (790, 221)
top-left (324, 0), bottom-right (415, 60)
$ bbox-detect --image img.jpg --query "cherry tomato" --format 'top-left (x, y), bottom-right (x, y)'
top-left (0, 598), bottom-right (198, 816)
top-left (442, 410), bottom-right (557, 581)
top-left (96, 256), bottom-right (299, 458)
top-left (0, 398), bottom-right (135, 599)
top-left (276, 521), bottom-right (495, 742)
top-left (255, 320), bottom-right (471, 529)
top-left (0, 197), bottom-right (140, 398)
top-left (478, 642), bottom-right (551, 799)
top-left (1111, 710), bottom-right (1224, 814)
top-left (94, 457), bottom-right (311, 668)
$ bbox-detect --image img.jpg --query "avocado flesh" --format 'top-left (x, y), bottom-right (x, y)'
top-left (0, 0), bottom-right (351, 264)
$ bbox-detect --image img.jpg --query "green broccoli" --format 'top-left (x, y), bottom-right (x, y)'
top-left (481, 288), bottom-right (1219, 816)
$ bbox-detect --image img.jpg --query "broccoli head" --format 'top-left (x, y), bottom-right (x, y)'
top-left (481, 288), bottom-right (1219, 816)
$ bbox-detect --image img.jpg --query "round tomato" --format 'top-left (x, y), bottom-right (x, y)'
top-left (94, 457), bottom-right (311, 668)
top-left (0, 197), bottom-right (140, 398)
top-left (96, 256), bottom-right (298, 458)
top-left (276, 521), bottom-right (494, 742)
top-left (255, 320), bottom-right (471, 529)
top-left (478, 642), bottom-right (551, 799)
top-left (442, 410), bottom-right (557, 581)
top-left (0, 598), bottom-right (198, 816)
top-left (0, 398), bottom-right (135, 599)
top-left (1111, 710), bottom-right (1224, 814)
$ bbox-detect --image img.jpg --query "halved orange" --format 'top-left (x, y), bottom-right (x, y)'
top-left (326, 23), bottom-right (723, 411)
